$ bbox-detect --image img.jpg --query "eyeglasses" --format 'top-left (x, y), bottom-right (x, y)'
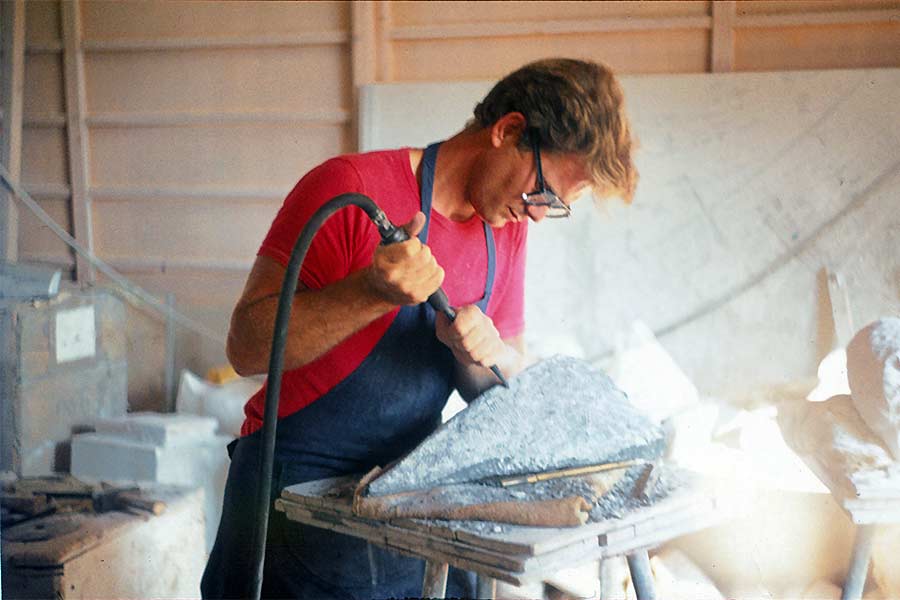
top-left (521, 133), bottom-right (571, 219)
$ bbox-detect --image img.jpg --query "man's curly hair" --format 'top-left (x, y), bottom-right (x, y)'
top-left (473, 58), bottom-right (637, 202)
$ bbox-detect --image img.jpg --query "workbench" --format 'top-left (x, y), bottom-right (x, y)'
top-left (275, 467), bottom-right (732, 599)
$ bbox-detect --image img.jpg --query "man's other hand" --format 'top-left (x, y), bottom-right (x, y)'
top-left (364, 211), bottom-right (445, 306)
top-left (435, 305), bottom-right (507, 368)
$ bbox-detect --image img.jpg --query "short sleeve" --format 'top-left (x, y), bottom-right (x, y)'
top-left (258, 158), bottom-right (380, 290)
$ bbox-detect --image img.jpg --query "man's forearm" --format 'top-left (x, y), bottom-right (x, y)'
top-left (227, 268), bottom-right (396, 376)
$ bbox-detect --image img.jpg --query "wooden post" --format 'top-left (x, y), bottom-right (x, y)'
top-left (476, 575), bottom-right (496, 599)
top-left (626, 551), bottom-right (656, 600)
top-left (1, 0), bottom-right (25, 262)
top-left (376, 1), bottom-right (393, 82)
top-left (351, 1), bottom-right (376, 151)
top-left (60, 0), bottom-right (95, 282)
top-left (422, 560), bottom-right (448, 598)
top-left (710, 1), bottom-right (736, 73)
top-left (842, 525), bottom-right (875, 600)
top-left (164, 293), bottom-right (177, 412)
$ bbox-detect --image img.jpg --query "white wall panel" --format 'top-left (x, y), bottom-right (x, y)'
top-left (360, 69), bottom-right (900, 397)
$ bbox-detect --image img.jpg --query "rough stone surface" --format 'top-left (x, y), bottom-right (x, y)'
top-left (368, 356), bottom-right (665, 496)
top-left (778, 394), bottom-right (900, 499)
top-left (847, 318), bottom-right (900, 459)
top-left (0, 289), bottom-right (128, 476)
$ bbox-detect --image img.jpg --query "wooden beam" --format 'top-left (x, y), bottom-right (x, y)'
top-left (27, 109), bottom-right (349, 128)
top-left (60, 0), bottom-right (94, 282)
top-left (89, 184), bottom-right (284, 202)
top-left (389, 15), bottom-right (713, 41)
top-left (1, 0), bottom-right (25, 262)
top-left (711, 1), bottom-right (736, 73)
top-left (376, 1), bottom-right (393, 82)
top-left (81, 31), bottom-right (349, 53)
top-left (737, 9), bottom-right (899, 29)
top-left (351, 1), bottom-right (376, 151)
top-left (422, 561), bottom-right (449, 597)
top-left (104, 257), bottom-right (253, 273)
top-left (352, 2), bottom-right (377, 88)
top-left (24, 183), bottom-right (71, 201)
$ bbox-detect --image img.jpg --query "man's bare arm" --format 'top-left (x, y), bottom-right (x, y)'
top-left (227, 213), bottom-right (443, 376)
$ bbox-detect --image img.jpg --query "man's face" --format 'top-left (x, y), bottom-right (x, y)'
top-left (467, 137), bottom-right (591, 228)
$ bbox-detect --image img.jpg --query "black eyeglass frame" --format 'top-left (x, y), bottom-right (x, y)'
top-left (521, 133), bottom-right (571, 219)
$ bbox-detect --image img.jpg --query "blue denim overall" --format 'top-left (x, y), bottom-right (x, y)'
top-left (201, 143), bottom-right (496, 599)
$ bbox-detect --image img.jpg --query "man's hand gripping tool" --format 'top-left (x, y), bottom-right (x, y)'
top-left (371, 209), bottom-right (510, 388)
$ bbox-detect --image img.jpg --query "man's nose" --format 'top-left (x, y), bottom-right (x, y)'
top-left (525, 204), bottom-right (549, 222)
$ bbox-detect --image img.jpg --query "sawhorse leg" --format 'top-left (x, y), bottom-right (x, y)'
top-left (423, 560), bottom-right (448, 598)
top-left (626, 550), bottom-right (656, 600)
top-left (476, 575), bottom-right (496, 599)
top-left (842, 525), bottom-right (876, 600)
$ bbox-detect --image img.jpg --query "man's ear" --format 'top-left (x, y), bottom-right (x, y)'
top-left (490, 112), bottom-right (527, 148)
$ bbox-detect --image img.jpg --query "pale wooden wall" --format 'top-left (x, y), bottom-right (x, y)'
top-left (7, 0), bottom-right (900, 407)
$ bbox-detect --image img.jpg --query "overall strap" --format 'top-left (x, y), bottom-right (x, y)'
top-left (418, 142), bottom-right (440, 244)
top-left (420, 141), bottom-right (497, 310)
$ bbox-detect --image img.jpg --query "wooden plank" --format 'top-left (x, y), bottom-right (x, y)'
top-left (60, 0), bottom-right (93, 282)
top-left (281, 476), bottom-right (358, 501)
top-left (1, 0), bottom-right (25, 261)
top-left (422, 561), bottom-right (448, 598)
top-left (278, 500), bottom-right (525, 585)
top-left (23, 183), bottom-right (70, 200)
top-left (351, 0), bottom-right (376, 151)
top-left (89, 184), bottom-right (284, 202)
top-left (383, 524), bottom-right (526, 572)
top-left (736, 9), bottom-right (899, 29)
top-left (279, 497), bottom-right (532, 573)
top-left (105, 257), bottom-right (252, 274)
top-left (376, 1), bottom-right (393, 82)
top-left (81, 32), bottom-right (349, 53)
top-left (24, 113), bottom-right (67, 128)
top-left (86, 109), bottom-right (350, 128)
top-left (453, 484), bottom-right (702, 556)
top-left (390, 15), bottom-right (713, 40)
top-left (710, 1), bottom-right (736, 73)
top-left (26, 41), bottom-right (63, 54)
top-left (383, 535), bottom-right (523, 586)
top-left (602, 510), bottom-right (726, 558)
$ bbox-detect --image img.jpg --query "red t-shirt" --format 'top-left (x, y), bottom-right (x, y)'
top-left (241, 149), bottom-right (527, 435)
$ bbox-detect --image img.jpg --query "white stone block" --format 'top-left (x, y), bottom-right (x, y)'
top-left (848, 318), bottom-right (900, 459)
top-left (94, 412), bottom-right (218, 447)
top-left (71, 430), bottom-right (232, 552)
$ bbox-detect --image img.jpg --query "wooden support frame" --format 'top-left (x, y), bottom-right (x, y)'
top-left (1, 0), bottom-right (25, 262)
top-left (376, 1), bottom-right (393, 83)
top-left (351, 1), bottom-right (376, 151)
top-left (60, 0), bottom-right (94, 282)
top-left (389, 15), bottom-right (712, 41)
top-left (711, 1), bottom-right (736, 73)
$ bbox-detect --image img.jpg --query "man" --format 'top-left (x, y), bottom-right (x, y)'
top-left (202, 58), bottom-right (636, 598)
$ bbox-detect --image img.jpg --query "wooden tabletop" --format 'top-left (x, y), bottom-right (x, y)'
top-left (275, 467), bottom-right (731, 585)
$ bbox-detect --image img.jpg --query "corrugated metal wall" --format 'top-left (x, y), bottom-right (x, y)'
top-left (5, 0), bottom-right (900, 407)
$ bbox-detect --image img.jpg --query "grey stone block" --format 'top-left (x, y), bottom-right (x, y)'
top-left (0, 288), bottom-right (128, 476)
top-left (368, 356), bottom-right (666, 496)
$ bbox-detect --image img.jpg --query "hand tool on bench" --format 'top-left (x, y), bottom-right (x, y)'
top-left (482, 458), bottom-right (647, 488)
